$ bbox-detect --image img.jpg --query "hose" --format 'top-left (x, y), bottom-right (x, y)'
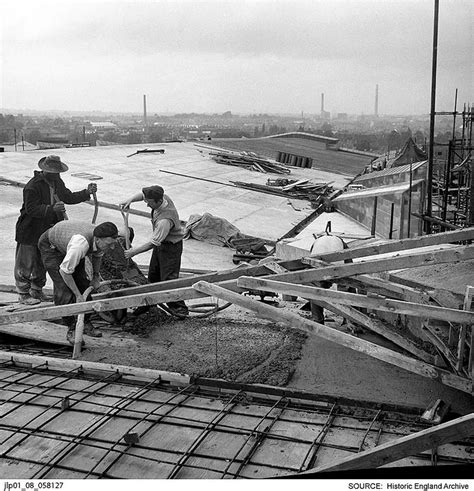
top-left (96, 281), bottom-right (233, 322)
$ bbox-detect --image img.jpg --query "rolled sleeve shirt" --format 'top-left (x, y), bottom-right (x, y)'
top-left (146, 197), bottom-right (179, 247)
top-left (151, 219), bottom-right (173, 247)
top-left (59, 235), bottom-right (102, 274)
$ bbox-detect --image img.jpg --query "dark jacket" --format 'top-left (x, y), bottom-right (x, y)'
top-left (15, 171), bottom-right (91, 245)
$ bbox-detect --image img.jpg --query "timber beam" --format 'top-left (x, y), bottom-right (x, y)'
top-left (0, 350), bottom-right (191, 385)
top-left (297, 245), bottom-right (474, 284)
top-left (295, 413), bottom-right (474, 475)
top-left (1, 246), bottom-right (472, 326)
top-left (192, 281), bottom-right (471, 394)
top-left (92, 258), bottom-right (309, 300)
top-left (236, 278), bottom-right (474, 324)
top-left (308, 226), bottom-right (474, 263)
top-left (307, 299), bottom-right (436, 365)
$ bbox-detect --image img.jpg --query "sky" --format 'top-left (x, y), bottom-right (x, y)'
top-left (1, 0), bottom-right (472, 116)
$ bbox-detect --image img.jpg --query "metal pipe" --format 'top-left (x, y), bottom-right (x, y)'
top-left (388, 203), bottom-right (395, 239)
top-left (408, 161), bottom-right (413, 236)
top-left (371, 197), bottom-right (378, 236)
top-left (426, 0), bottom-right (440, 233)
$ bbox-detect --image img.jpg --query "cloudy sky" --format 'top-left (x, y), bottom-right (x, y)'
top-left (1, 0), bottom-right (472, 115)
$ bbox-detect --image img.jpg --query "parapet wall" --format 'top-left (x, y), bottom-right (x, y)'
top-left (334, 180), bottom-right (425, 239)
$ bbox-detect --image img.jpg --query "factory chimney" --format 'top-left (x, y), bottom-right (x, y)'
top-left (375, 84), bottom-right (379, 117)
top-left (321, 93), bottom-right (325, 114)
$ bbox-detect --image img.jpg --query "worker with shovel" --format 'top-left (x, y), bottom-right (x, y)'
top-left (15, 155), bottom-right (97, 305)
top-left (38, 220), bottom-right (119, 344)
top-left (120, 185), bottom-right (189, 319)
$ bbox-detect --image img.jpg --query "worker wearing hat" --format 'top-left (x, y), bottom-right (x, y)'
top-left (15, 155), bottom-right (98, 305)
top-left (38, 220), bottom-right (118, 344)
top-left (120, 185), bottom-right (189, 319)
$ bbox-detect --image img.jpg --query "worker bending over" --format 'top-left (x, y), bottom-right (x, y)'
top-left (120, 185), bottom-right (188, 319)
top-left (15, 155), bottom-right (97, 305)
top-left (308, 234), bottom-right (347, 324)
top-left (38, 220), bottom-right (118, 344)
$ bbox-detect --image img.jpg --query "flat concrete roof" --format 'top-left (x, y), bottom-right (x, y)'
top-left (0, 142), bottom-right (353, 285)
top-left (206, 137), bottom-right (371, 176)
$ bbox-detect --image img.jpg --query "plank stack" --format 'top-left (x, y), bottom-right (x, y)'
top-left (210, 150), bottom-right (291, 174)
top-left (230, 178), bottom-right (334, 202)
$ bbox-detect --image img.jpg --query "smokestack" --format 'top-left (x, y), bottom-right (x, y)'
top-left (143, 94), bottom-right (147, 128)
top-left (375, 84), bottom-right (379, 117)
top-left (321, 93), bottom-right (325, 113)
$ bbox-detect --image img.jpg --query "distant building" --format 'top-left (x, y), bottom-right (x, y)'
top-left (90, 122), bottom-right (117, 131)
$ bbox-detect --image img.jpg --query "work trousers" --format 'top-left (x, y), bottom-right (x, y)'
top-left (38, 231), bottom-right (91, 327)
top-left (309, 280), bottom-right (332, 324)
top-left (14, 243), bottom-right (47, 295)
top-left (149, 241), bottom-right (188, 314)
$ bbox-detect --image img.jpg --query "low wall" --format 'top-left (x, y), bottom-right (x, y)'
top-left (334, 182), bottom-right (424, 239)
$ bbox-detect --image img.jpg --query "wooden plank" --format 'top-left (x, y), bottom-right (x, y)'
top-left (0, 321), bottom-right (138, 348)
top-left (0, 273), bottom-right (270, 324)
top-left (1, 245), bottom-right (471, 327)
top-left (236, 278), bottom-right (474, 324)
top-left (337, 275), bottom-right (428, 302)
top-left (421, 321), bottom-right (460, 373)
top-left (92, 258), bottom-right (308, 300)
top-left (281, 179), bottom-right (309, 191)
top-left (0, 350), bottom-right (191, 385)
top-left (0, 175), bottom-right (150, 219)
top-left (307, 227), bottom-right (474, 263)
top-left (192, 281), bottom-right (470, 393)
top-left (412, 213), bottom-right (459, 230)
top-left (313, 300), bottom-right (436, 364)
top-left (297, 245), bottom-right (474, 284)
top-left (94, 243), bottom-right (472, 303)
top-left (457, 286), bottom-right (473, 372)
top-left (296, 413), bottom-right (474, 475)
top-left (1, 246), bottom-right (470, 327)
top-left (0, 286), bottom-right (210, 325)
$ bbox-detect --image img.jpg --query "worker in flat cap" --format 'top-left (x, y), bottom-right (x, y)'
top-left (120, 185), bottom-right (189, 319)
top-left (15, 155), bottom-right (98, 305)
top-left (38, 220), bottom-right (118, 344)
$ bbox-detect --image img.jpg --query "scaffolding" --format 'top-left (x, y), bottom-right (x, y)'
top-left (431, 103), bottom-right (473, 230)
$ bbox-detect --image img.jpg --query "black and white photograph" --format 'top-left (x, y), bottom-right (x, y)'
top-left (0, 0), bottom-right (473, 484)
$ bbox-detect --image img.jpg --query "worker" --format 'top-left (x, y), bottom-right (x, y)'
top-left (307, 234), bottom-right (347, 324)
top-left (15, 155), bottom-right (97, 305)
top-left (38, 220), bottom-right (119, 344)
top-left (120, 185), bottom-right (189, 319)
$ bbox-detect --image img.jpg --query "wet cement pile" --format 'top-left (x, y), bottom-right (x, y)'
top-left (82, 308), bottom-right (307, 386)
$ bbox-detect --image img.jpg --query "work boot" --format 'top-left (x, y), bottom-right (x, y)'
top-left (29, 289), bottom-right (53, 302)
top-left (83, 321), bottom-right (102, 338)
top-left (18, 294), bottom-right (40, 306)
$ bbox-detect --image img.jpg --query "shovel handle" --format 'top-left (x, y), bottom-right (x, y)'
top-left (53, 193), bottom-right (68, 221)
top-left (92, 191), bottom-right (99, 224)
